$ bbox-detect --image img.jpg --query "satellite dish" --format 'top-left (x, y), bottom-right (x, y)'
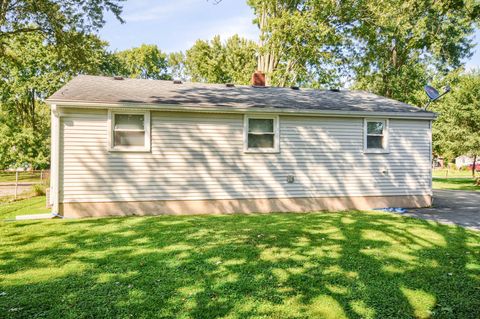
top-left (423, 84), bottom-right (451, 110)
top-left (424, 85), bottom-right (440, 100)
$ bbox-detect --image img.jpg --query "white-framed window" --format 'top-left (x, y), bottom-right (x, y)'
top-left (108, 110), bottom-right (151, 152)
top-left (244, 115), bottom-right (280, 153)
top-left (364, 118), bottom-right (389, 153)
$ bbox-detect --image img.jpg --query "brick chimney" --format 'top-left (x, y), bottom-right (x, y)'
top-left (251, 70), bottom-right (266, 86)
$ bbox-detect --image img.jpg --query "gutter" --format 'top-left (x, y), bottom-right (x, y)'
top-left (46, 99), bottom-right (437, 120)
top-left (50, 104), bottom-right (61, 216)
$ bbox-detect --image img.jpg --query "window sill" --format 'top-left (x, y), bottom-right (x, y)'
top-left (363, 149), bottom-right (390, 154)
top-left (244, 148), bottom-right (280, 154)
top-left (108, 147), bottom-right (151, 153)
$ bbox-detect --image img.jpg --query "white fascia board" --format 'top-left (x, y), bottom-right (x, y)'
top-left (46, 100), bottom-right (437, 120)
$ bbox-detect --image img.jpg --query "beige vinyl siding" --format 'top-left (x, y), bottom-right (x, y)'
top-left (59, 108), bottom-right (431, 203)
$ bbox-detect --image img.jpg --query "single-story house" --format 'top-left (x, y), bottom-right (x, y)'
top-left (47, 74), bottom-right (436, 218)
top-left (455, 155), bottom-right (474, 169)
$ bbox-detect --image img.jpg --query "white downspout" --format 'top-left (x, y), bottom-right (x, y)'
top-left (429, 120), bottom-right (433, 206)
top-left (50, 104), bottom-right (60, 215)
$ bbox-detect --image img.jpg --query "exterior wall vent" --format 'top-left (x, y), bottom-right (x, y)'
top-left (226, 83), bottom-right (235, 87)
top-left (291, 86), bottom-right (300, 90)
top-left (329, 88), bottom-right (340, 92)
top-left (173, 80), bottom-right (182, 84)
top-left (113, 76), bottom-right (124, 80)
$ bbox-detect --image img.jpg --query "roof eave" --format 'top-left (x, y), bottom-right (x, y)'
top-left (46, 99), bottom-right (437, 120)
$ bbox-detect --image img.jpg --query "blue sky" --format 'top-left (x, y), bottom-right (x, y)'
top-left (100, 0), bottom-right (480, 69)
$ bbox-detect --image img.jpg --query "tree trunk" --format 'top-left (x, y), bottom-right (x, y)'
top-left (472, 155), bottom-right (477, 178)
top-left (255, 3), bottom-right (279, 86)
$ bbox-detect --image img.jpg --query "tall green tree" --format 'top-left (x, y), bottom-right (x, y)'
top-left (0, 0), bottom-right (124, 60)
top-left (0, 32), bottom-right (115, 169)
top-left (115, 44), bottom-right (171, 80)
top-left (348, 0), bottom-right (479, 105)
top-left (168, 51), bottom-right (187, 80)
top-left (433, 70), bottom-right (480, 177)
top-left (247, 0), bottom-right (344, 87)
top-left (0, 0), bottom-right (124, 169)
top-left (184, 35), bottom-right (257, 85)
top-left (224, 35), bottom-right (259, 84)
top-left (185, 36), bottom-right (227, 83)
top-left (246, 0), bottom-right (479, 94)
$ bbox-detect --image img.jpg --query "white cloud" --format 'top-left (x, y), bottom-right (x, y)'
top-left (101, 0), bottom-right (259, 53)
top-left (123, 0), bottom-right (199, 22)
top-left (208, 15), bottom-right (258, 41)
top-left (180, 14), bottom-right (259, 50)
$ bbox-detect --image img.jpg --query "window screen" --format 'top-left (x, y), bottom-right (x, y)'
top-left (114, 114), bottom-right (145, 147)
top-left (366, 121), bottom-right (385, 149)
top-left (247, 118), bottom-right (275, 149)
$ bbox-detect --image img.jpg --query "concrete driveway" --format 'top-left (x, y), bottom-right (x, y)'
top-left (404, 190), bottom-right (480, 231)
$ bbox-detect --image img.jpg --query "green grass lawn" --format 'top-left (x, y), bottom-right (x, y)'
top-left (432, 168), bottom-right (477, 179)
top-left (433, 178), bottom-right (479, 192)
top-left (0, 212), bottom-right (478, 318)
top-left (432, 168), bottom-right (479, 191)
top-left (0, 196), bottom-right (50, 219)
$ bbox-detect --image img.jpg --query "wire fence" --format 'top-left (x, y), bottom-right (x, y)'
top-left (0, 170), bottom-right (50, 200)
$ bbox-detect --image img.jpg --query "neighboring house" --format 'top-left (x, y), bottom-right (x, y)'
top-left (455, 155), bottom-right (474, 169)
top-left (46, 74), bottom-right (436, 218)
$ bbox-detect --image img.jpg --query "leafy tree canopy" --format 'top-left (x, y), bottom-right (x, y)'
top-left (248, 0), bottom-right (345, 87)
top-left (0, 0), bottom-right (125, 169)
top-left (432, 70), bottom-right (480, 175)
top-left (246, 0), bottom-right (479, 100)
top-left (348, 0), bottom-right (480, 104)
top-left (0, 0), bottom-right (124, 60)
top-left (182, 35), bottom-right (257, 85)
top-left (0, 31), bottom-right (114, 169)
top-left (168, 51), bottom-right (187, 80)
top-left (114, 44), bottom-right (171, 80)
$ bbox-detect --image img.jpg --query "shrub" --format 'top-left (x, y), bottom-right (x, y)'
top-left (32, 184), bottom-right (46, 196)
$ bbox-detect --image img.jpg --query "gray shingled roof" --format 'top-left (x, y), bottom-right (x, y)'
top-left (47, 75), bottom-right (433, 116)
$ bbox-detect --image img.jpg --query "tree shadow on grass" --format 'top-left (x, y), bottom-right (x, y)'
top-left (433, 178), bottom-right (479, 191)
top-left (0, 212), bottom-right (479, 318)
